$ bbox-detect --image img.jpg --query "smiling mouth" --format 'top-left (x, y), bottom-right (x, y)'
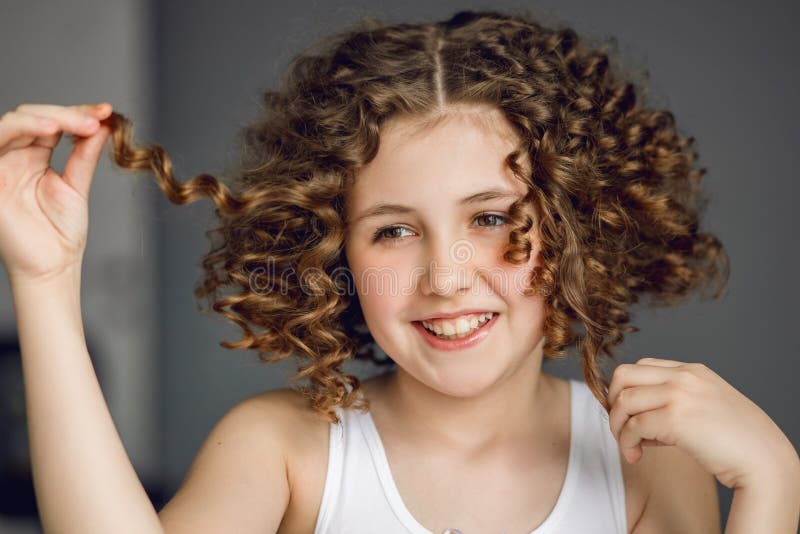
top-left (414, 312), bottom-right (498, 340)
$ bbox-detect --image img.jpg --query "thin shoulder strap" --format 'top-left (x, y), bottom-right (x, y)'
top-left (313, 406), bottom-right (345, 534)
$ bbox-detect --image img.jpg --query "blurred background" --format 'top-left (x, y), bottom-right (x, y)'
top-left (1, 0), bottom-right (798, 532)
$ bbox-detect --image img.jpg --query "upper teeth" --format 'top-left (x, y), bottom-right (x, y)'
top-left (422, 312), bottom-right (494, 336)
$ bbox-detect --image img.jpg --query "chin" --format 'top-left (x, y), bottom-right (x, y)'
top-left (405, 361), bottom-right (509, 398)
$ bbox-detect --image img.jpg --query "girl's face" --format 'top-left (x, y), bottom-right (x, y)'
top-left (344, 105), bottom-right (546, 397)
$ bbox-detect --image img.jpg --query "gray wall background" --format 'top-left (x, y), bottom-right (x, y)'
top-left (2, 0), bottom-right (799, 531)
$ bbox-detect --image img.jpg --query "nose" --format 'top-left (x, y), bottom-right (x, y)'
top-left (417, 234), bottom-right (477, 297)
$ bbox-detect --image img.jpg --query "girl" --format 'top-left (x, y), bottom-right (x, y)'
top-left (1, 8), bottom-right (798, 534)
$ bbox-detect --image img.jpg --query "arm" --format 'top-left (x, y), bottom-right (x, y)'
top-left (11, 267), bottom-right (163, 534)
top-left (1, 102), bottom-right (165, 533)
top-left (723, 447), bottom-right (800, 534)
top-left (13, 269), bottom-right (294, 534)
top-left (628, 419), bottom-right (800, 533)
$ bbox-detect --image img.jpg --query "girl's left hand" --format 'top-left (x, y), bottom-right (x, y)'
top-left (607, 357), bottom-right (800, 490)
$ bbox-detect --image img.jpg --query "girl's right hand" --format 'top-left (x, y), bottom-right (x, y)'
top-left (0, 103), bottom-right (113, 284)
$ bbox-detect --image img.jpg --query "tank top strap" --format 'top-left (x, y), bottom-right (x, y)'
top-left (313, 405), bottom-right (345, 534)
top-left (569, 379), bottom-right (628, 534)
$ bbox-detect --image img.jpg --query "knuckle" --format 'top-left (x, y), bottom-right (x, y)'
top-left (667, 392), bottom-right (691, 420)
top-left (676, 368), bottom-right (699, 384)
top-left (688, 362), bottom-right (709, 375)
top-left (661, 405), bottom-right (680, 436)
top-left (626, 414), bottom-right (640, 430)
top-left (611, 364), bottom-right (629, 382)
top-left (665, 379), bottom-right (682, 398)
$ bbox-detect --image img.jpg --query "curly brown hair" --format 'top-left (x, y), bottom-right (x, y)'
top-left (102, 8), bottom-right (729, 423)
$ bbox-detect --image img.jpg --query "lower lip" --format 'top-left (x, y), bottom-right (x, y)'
top-left (412, 313), bottom-right (499, 351)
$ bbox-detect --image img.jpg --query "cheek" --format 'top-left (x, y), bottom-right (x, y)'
top-left (483, 231), bottom-right (541, 300)
top-left (505, 237), bottom-right (547, 334)
top-left (347, 248), bottom-right (406, 325)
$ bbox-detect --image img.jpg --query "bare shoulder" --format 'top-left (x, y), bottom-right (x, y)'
top-left (246, 386), bottom-right (330, 431)
top-left (252, 385), bottom-right (334, 433)
top-left (158, 388), bottom-right (303, 533)
top-left (623, 444), bottom-right (721, 533)
top-left (245, 386), bottom-right (332, 487)
top-left (252, 387), bottom-right (335, 534)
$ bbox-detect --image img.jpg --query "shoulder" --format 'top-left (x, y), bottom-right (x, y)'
top-left (157, 388), bottom-right (309, 532)
top-left (243, 386), bottom-right (325, 424)
top-left (247, 388), bottom-right (340, 533)
top-left (219, 388), bottom-right (314, 458)
top-left (625, 444), bottom-right (721, 533)
top-left (245, 387), bottom-right (332, 488)
top-left (243, 387), bottom-right (332, 457)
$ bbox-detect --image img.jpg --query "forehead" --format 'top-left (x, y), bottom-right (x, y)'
top-left (347, 105), bottom-right (530, 207)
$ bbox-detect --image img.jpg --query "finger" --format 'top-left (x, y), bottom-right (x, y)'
top-left (14, 103), bottom-right (112, 142)
top-left (30, 104), bottom-right (111, 151)
top-left (16, 102), bottom-right (112, 120)
top-left (62, 123), bottom-right (111, 198)
top-left (617, 405), bottom-right (676, 463)
top-left (33, 130), bottom-right (64, 151)
top-left (0, 111), bottom-right (61, 157)
top-left (636, 357), bottom-right (686, 367)
top-left (608, 384), bottom-right (672, 442)
top-left (608, 363), bottom-right (678, 408)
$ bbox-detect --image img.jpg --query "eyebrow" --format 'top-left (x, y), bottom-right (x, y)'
top-left (350, 188), bottom-right (521, 225)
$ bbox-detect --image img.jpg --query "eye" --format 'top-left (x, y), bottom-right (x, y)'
top-left (474, 213), bottom-right (509, 227)
top-left (372, 213), bottom-right (509, 244)
top-left (372, 225), bottom-right (414, 242)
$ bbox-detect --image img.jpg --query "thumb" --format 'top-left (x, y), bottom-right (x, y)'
top-left (62, 123), bottom-right (111, 199)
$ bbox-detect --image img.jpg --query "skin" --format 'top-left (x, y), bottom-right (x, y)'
top-left (607, 359), bottom-right (800, 481)
top-left (343, 103), bottom-right (554, 457)
top-left (0, 102), bottom-right (112, 283)
top-left (605, 357), bottom-right (800, 532)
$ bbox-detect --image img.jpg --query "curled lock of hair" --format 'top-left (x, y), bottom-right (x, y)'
top-left (100, 8), bottom-right (729, 422)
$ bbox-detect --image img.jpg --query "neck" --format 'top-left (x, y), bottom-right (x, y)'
top-left (375, 340), bottom-right (553, 458)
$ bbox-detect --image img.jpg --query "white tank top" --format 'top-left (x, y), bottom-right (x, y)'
top-left (313, 378), bottom-right (627, 534)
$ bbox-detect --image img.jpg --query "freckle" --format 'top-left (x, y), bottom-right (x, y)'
top-left (217, 441), bottom-right (222, 445)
